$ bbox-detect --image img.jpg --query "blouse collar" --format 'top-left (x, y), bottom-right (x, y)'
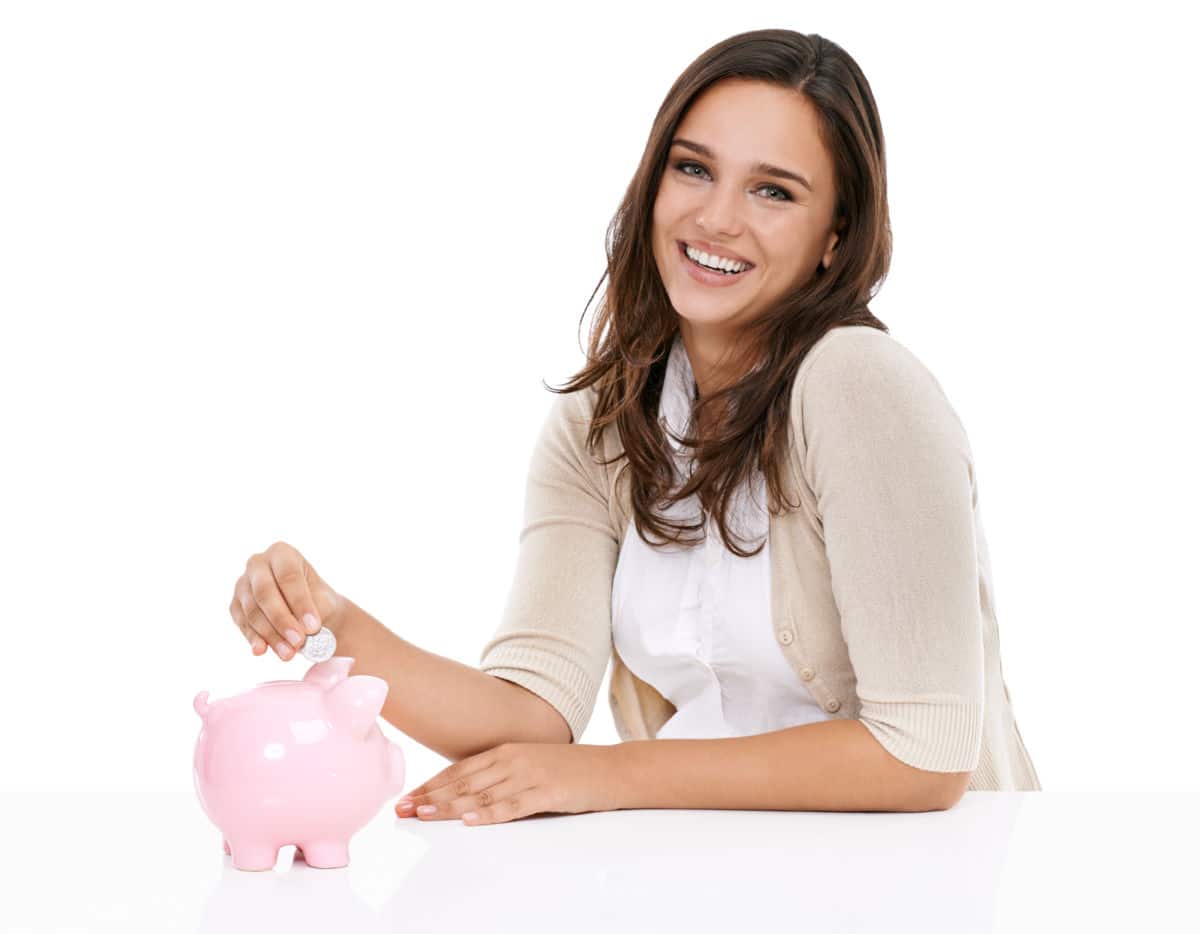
top-left (659, 331), bottom-right (697, 455)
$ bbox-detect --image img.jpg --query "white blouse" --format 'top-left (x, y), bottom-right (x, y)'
top-left (610, 332), bottom-right (834, 740)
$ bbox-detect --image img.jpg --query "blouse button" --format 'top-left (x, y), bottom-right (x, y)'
top-left (800, 667), bottom-right (814, 681)
top-left (825, 698), bottom-right (841, 713)
top-left (776, 629), bottom-right (794, 645)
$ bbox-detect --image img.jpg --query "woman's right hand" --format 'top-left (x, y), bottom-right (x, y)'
top-left (230, 541), bottom-right (343, 660)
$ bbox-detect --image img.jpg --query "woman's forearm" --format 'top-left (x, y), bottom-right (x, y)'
top-left (328, 595), bottom-right (571, 761)
top-left (610, 718), bottom-right (966, 813)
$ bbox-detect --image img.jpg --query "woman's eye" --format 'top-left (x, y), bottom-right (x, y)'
top-left (672, 160), bottom-right (792, 202)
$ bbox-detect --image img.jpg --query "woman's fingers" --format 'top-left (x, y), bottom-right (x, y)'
top-left (266, 545), bottom-right (324, 638)
top-left (398, 764), bottom-right (527, 820)
top-left (230, 587), bottom-right (271, 653)
top-left (247, 561), bottom-right (306, 656)
top-left (229, 542), bottom-right (340, 661)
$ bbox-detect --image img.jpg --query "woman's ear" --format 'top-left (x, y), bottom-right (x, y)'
top-left (820, 231), bottom-right (840, 271)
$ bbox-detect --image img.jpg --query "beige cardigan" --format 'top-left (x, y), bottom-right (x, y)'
top-left (479, 325), bottom-right (1042, 791)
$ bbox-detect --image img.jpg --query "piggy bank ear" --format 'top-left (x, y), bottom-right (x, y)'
top-left (325, 675), bottom-right (389, 739)
top-left (302, 657), bottom-right (355, 689)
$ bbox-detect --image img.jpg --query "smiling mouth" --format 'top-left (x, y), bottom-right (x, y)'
top-left (677, 240), bottom-right (754, 276)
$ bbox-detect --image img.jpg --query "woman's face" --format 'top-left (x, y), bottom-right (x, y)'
top-left (652, 78), bottom-right (841, 343)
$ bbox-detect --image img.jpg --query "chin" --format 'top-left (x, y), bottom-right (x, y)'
top-left (672, 302), bottom-right (743, 329)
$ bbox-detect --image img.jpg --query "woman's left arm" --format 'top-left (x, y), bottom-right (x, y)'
top-left (796, 329), bottom-right (986, 781)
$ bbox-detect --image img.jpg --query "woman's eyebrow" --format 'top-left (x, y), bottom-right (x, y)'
top-left (671, 138), bottom-right (813, 193)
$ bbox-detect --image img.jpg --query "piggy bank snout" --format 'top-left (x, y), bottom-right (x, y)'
top-left (389, 741), bottom-right (406, 795)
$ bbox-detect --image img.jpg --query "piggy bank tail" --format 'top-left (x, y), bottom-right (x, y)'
top-left (193, 691), bottom-right (211, 720)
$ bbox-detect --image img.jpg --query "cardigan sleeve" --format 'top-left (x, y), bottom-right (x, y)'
top-left (477, 389), bottom-right (618, 744)
top-left (796, 328), bottom-right (985, 773)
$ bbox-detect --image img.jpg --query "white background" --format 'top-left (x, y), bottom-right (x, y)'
top-left (2, 0), bottom-right (1196, 797)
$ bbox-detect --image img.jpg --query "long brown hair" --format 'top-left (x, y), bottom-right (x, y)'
top-left (546, 29), bottom-right (892, 557)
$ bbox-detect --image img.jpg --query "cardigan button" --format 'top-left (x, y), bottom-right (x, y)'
top-left (776, 629), bottom-right (794, 645)
top-left (825, 698), bottom-right (841, 713)
top-left (800, 667), bottom-right (814, 681)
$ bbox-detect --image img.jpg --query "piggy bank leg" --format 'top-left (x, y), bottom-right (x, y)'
top-left (225, 838), bottom-right (281, 872)
top-left (295, 839), bottom-right (349, 869)
top-left (222, 839), bottom-right (230, 855)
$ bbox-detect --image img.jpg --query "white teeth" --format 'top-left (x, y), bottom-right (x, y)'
top-left (684, 243), bottom-right (750, 273)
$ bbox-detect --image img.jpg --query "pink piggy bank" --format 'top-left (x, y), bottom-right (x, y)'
top-left (192, 656), bottom-right (406, 871)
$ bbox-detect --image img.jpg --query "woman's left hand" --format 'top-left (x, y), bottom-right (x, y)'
top-left (394, 742), bottom-right (622, 826)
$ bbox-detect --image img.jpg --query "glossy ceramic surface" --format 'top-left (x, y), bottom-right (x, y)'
top-left (193, 657), bottom-right (406, 871)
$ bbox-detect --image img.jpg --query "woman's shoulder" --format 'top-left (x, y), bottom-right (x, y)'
top-left (792, 324), bottom-right (951, 414)
top-left (788, 324), bottom-right (971, 472)
top-left (798, 324), bottom-right (924, 377)
top-left (534, 385), bottom-right (614, 479)
top-left (542, 384), bottom-right (602, 437)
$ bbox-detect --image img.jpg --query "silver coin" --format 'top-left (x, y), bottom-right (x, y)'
top-left (301, 626), bottom-right (336, 662)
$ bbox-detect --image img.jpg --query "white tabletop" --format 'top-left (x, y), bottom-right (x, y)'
top-left (1, 790), bottom-right (1193, 932)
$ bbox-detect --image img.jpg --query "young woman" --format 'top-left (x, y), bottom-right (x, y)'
top-left (230, 29), bottom-right (1041, 825)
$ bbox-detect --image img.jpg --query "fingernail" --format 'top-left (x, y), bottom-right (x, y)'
top-left (397, 798), bottom-right (413, 809)
top-left (463, 812), bottom-right (479, 823)
top-left (285, 630), bottom-right (302, 647)
top-left (278, 644), bottom-right (293, 660)
top-left (303, 613), bottom-right (320, 634)
top-left (417, 805), bottom-right (436, 816)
